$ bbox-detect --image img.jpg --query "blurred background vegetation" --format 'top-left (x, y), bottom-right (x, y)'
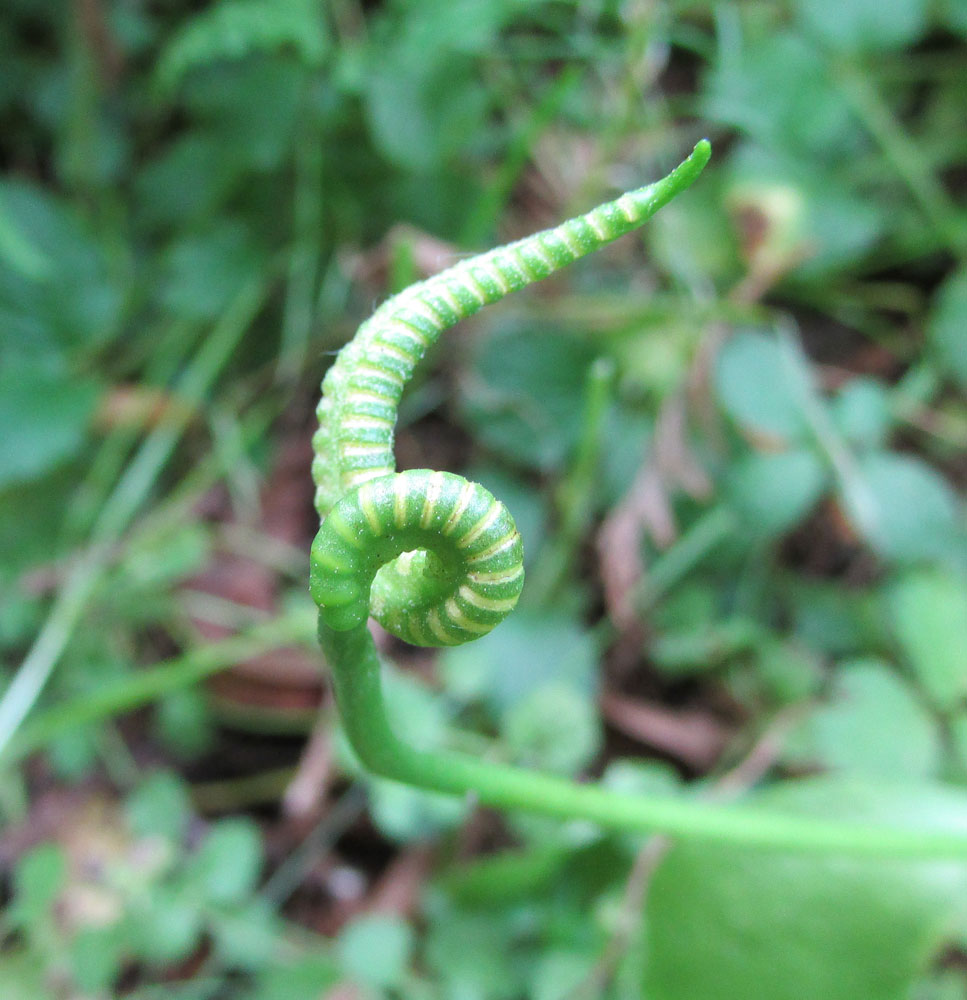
top-left (1, 0), bottom-right (967, 997)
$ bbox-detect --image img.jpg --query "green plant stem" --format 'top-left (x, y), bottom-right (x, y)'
top-left (639, 505), bottom-right (737, 608)
top-left (7, 610), bottom-right (314, 765)
top-left (321, 618), bottom-right (967, 859)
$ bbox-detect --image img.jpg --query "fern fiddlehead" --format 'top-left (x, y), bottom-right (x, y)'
top-left (310, 140), bottom-right (967, 858)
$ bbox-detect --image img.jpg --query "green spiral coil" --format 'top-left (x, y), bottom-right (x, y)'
top-left (310, 140), bottom-right (711, 647)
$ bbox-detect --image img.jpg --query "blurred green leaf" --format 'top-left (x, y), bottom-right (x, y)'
top-left (790, 580), bottom-right (885, 656)
top-left (0, 950), bottom-right (56, 1000)
top-left (183, 57), bottom-right (308, 172)
top-left (210, 898), bottom-right (279, 968)
top-left (126, 772), bottom-right (192, 843)
top-left (365, 57), bottom-right (488, 172)
top-left (704, 32), bottom-right (858, 159)
top-left (69, 925), bottom-right (126, 993)
top-left (645, 778), bottom-right (967, 1000)
top-left (245, 956), bottom-right (340, 1000)
top-left (190, 818), bottom-right (263, 906)
top-left (794, 0), bottom-right (927, 52)
top-left (830, 377), bottom-right (892, 450)
top-left (154, 688), bottom-right (215, 760)
top-left (129, 884), bottom-right (204, 964)
top-left (439, 842), bottom-right (571, 907)
top-left (651, 617), bottom-right (763, 676)
top-left (715, 330), bottom-right (817, 445)
top-left (839, 451), bottom-right (963, 564)
top-left (424, 904), bottom-right (527, 1000)
top-left (753, 638), bottom-right (824, 704)
top-left (0, 181), bottom-right (122, 354)
top-left (361, 0), bottom-right (511, 170)
top-left (724, 447), bottom-right (827, 537)
top-left (889, 569), bottom-right (967, 711)
top-left (0, 369), bottom-right (100, 487)
top-left (792, 658), bottom-right (940, 778)
top-left (531, 950), bottom-right (597, 1000)
top-left (135, 135), bottom-right (243, 231)
top-left (367, 776), bottom-right (468, 842)
top-left (502, 682), bottom-right (601, 775)
top-left (459, 325), bottom-right (597, 470)
top-left (441, 608), bottom-right (598, 714)
top-left (11, 842), bottom-right (66, 928)
top-left (338, 914), bottom-right (414, 990)
top-left (157, 0), bottom-right (328, 91)
top-left (160, 220), bottom-right (262, 320)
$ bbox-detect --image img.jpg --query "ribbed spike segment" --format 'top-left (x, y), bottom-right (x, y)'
top-left (311, 141), bottom-right (710, 645)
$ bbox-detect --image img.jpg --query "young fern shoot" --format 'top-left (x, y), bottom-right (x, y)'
top-left (310, 141), bottom-right (967, 859)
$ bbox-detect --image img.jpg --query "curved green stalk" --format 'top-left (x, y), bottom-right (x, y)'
top-left (311, 141), bottom-right (967, 859)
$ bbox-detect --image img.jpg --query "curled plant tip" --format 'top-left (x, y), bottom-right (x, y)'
top-left (308, 142), bottom-right (967, 859)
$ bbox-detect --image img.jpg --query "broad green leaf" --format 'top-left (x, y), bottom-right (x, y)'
top-left (794, 0), bottom-right (928, 52)
top-left (424, 904), bottom-right (527, 1000)
top-left (830, 377), bottom-right (892, 449)
top-left (135, 134), bottom-right (243, 230)
top-left (367, 776), bottom-right (467, 842)
top-left (501, 682), bottom-right (601, 775)
top-left (0, 180), bottom-right (122, 353)
top-left (441, 608), bottom-right (598, 713)
top-left (157, 0), bottom-right (328, 91)
top-left (126, 772), bottom-right (192, 843)
top-left (651, 617), bottom-right (763, 676)
top-left (69, 925), bottom-right (126, 993)
top-left (459, 326), bottom-right (597, 470)
top-left (645, 778), bottom-right (967, 1000)
top-left (928, 267), bottom-right (967, 390)
top-left (160, 220), bottom-right (262, 320)
top-left (889, 569), bottom-right (967, 710)
top-left (839, 451), bottom-right (963, 564)
top-left (753, 637), bottom-right (824, 704)
top-left (715, 330), bottom-right (817, 445)
top-left (531, 951), bottom-right (597, 1000)
top-left (724, 447), bottom-right (827, 537)
top-left (0, 949), bottom-right (56, 1000)
top-left (246, 956), bottom-right (340, 1000)
top-left (190, 818), bottom-right (263, 906)
top-left (182, 57), bottom-right (307, 172)
top-left (338, 914), bottom-right (414, 990)
top-left (127, 885), bottom-right (204, 964)
top-left (210, 898), bottom-right (279, 968)
top-left (704, 33), bottom-right (858, 159)
top-left (0, 369), bottom-right (100, 487)
top-left (11, 842), bottom-right (67, 928)
top-left (790, 658), bottom-right (941, 778)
